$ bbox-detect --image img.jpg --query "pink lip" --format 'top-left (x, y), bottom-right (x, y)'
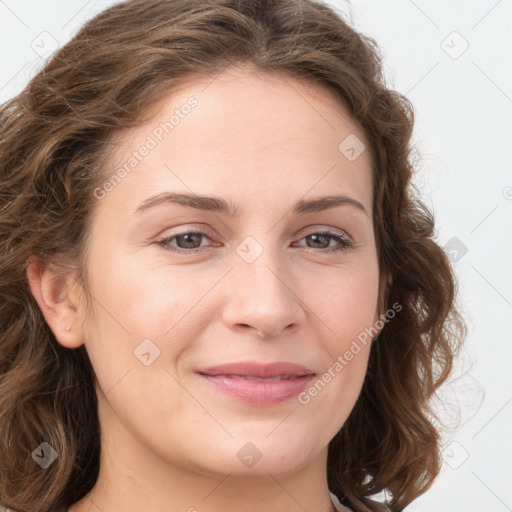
top-left (196, 361), bottom-right (316, 405)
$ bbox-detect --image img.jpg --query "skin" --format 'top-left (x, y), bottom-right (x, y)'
top-left (28, 64), bottom-right (387, 512)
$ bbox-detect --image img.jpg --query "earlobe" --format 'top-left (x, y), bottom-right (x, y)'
top-left (26, 257), bottom-right (84, 348)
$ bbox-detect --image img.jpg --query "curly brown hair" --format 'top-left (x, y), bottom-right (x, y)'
top-left (0, 1), bottom-right (466, 511)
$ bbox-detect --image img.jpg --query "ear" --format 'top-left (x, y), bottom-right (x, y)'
top-left (26, 256), bottom-right (84, 348)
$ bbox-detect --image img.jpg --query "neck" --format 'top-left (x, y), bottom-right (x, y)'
top-left (69, 405), bottom-right (338, 512)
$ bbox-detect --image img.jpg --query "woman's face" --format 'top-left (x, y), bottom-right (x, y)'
top-left (76, 66), bottom-right (382, 479)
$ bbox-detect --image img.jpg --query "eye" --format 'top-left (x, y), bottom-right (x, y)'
top-left (157, 229), bottom-right (214, 254)
top-left (156, 229), bottom-right (353, 254)
top-left (293, 230), bottom-right (353, 253)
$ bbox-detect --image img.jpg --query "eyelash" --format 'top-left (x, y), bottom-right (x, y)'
top-left (156, 229), bottom-right (353, 255)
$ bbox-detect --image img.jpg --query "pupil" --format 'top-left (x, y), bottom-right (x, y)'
top-left (180, 234), bottom-right (200, 248)
top-left (310, 234), bottom-right (328, 248)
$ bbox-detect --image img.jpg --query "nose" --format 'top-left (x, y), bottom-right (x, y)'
top-left (221, 242), bottom-right (306, 339)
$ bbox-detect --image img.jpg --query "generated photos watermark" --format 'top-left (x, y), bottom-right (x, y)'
top-left (298, 301), bottom-right (402, 405)
top-left (93, 96), bottom-right (199, 200)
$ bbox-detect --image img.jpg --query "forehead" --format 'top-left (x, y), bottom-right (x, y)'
top-left (99, 65), bottom-right (373, 219)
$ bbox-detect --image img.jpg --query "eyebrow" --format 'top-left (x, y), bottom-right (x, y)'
top-left (135, 192), bottom-right (369, 218)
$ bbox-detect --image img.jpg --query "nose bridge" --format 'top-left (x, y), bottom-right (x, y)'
top-left (236, 235), bottom-right (290, 303)
top-left (224, 233), bottom-right (304, 337)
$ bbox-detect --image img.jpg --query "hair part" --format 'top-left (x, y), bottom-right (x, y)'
top-left (0, 1), bottom-right (466, 511)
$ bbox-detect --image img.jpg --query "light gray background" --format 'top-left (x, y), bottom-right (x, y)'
top-left (1, 1), bottom-right (511, 511)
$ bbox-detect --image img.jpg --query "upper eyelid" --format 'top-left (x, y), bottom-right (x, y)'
top-left (160, 222), bottom-right (350, 233)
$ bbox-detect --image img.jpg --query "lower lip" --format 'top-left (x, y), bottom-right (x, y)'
top-left (198, 374), bottom-right (315, 405)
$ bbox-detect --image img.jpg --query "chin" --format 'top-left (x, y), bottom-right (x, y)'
top-left (187, 431), bottom-right (320, 479)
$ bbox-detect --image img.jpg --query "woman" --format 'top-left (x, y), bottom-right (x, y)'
top-left (0, 0), bottom-right (466, 511)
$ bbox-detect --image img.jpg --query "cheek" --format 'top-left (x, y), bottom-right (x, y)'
top-left (80, 269), bottom-right (194, 428)
top-left (320, 265), bottom-right (380, 347)
top-left (84, 250), bottom-right (188, 333)
top-left (303, 265), bottom-right (377, 410)
top-left (298, 313), bottom-right (373, 431)
top-left (80, 254), bottom-right (209, 383)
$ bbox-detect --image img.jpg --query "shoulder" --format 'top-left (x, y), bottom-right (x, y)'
top-left (330, 491), bottom-right (353, 512)
top-left (329, 491), bottom-right (391, 511)
top-left (370, 500), bottom-right (392, 511)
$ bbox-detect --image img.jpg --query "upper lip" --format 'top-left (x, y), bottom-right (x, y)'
top-left (196, 361), bottom-right (315, 378)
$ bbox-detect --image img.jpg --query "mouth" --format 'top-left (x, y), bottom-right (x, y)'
top-left (196, 360), bottom-right (315, 378)
top-left (196, 361), bottom-right (316, 405)
top-left (204, 374), bottom-right (306, 381)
